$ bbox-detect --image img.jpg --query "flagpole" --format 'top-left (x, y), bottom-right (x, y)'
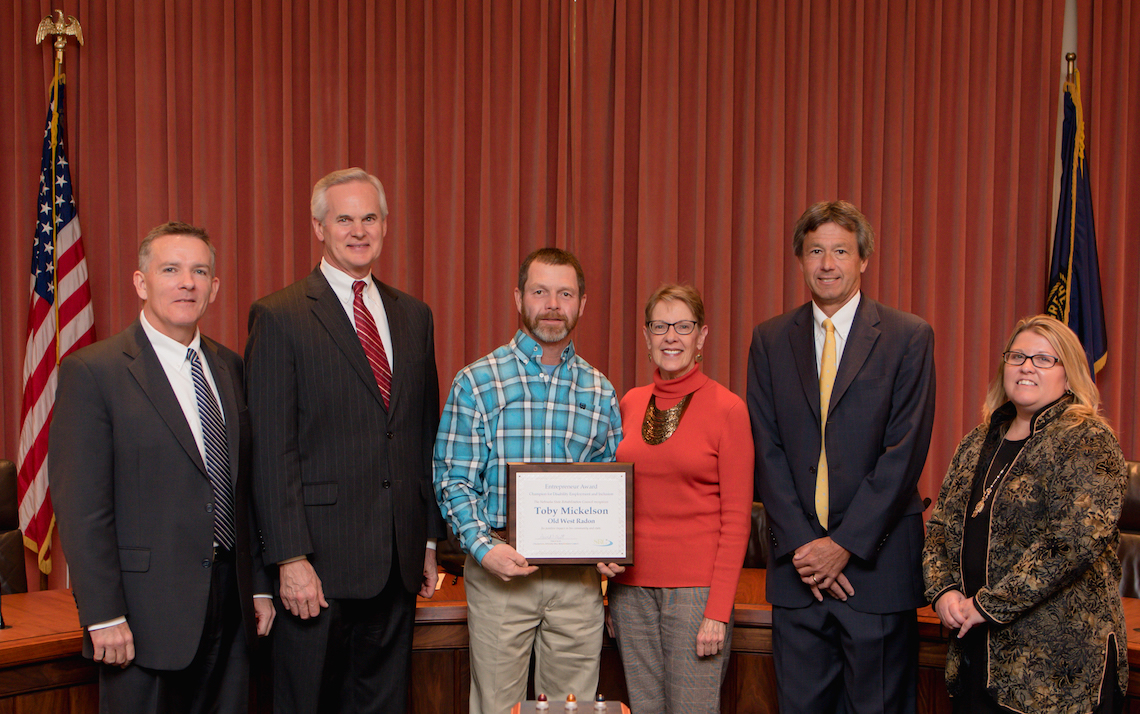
top-left (36, 12), bottom-right (83, 371)
top-left (1066, 52), bottom-right (1076, 83)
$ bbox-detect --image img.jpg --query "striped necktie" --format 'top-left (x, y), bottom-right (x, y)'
top-left (816, 319), bottom-right (837, 530)
top-left (187, 348), bottom-right (236, 550)
top-left (353, 280), bottom-right (392, 408)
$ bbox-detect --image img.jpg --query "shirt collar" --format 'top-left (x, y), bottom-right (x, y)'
top-left (811, 291), bottom-right (861, 341)
top-left (320, 257), bottom-right (373, 302)
top-left (510, 330), bottom-right (576, 366)
top-left (139, 310), bottom-right (202, 369)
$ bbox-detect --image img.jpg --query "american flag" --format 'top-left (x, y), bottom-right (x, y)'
top-left (17, 65), bottom-right (95, 576)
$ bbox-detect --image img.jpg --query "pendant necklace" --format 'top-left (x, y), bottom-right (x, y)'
top-left (971, 440), bottom-right (1014, 518)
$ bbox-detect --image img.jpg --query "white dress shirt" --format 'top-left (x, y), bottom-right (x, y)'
top-left (811, 291), bottom-right (861, 374)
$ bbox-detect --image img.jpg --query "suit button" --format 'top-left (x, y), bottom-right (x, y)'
top-left (386, 431), bottom-right (394, 440)
top-left (205, 504), bottom-right (214, 513)
top-left (383, 480), bottom-right (391, 489)
top-left (202, 559), bottom-right (211, 568)
top-left (809, 466), bottom-right (817, 474)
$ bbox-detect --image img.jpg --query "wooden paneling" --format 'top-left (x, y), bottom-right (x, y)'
top-left (917, 668), bottom-right (953, 714)
top-left (409, 650), bottom-right (461, 714)
top-left (9, 687), bottom-right (76, 714)
top-left (722, 653), bottom-right (779, 714)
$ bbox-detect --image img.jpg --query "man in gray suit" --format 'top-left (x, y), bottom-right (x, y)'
top-left (747, 201), bottom-right (936, 714)
top-left (51, 221), bottom-right (274, 713)
top-left (245, 168), bottom-right (443, 713)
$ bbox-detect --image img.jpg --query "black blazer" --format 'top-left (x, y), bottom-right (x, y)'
top-left (245, 267), bottom-right (444, 598)
top-left (747, 297), bottom-right (936, 613)
top-left (50, 321), bottom-right (266, 670)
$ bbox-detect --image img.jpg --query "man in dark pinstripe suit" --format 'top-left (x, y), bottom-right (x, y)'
top-left (245, 168), bottom-right (445, 714)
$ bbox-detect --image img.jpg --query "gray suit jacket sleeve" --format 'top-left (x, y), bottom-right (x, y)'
top-left (51, 353), bottom-right (127, 626)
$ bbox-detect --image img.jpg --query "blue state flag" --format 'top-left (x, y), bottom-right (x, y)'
top-left (1045, 68), bottom-right (1107, 379)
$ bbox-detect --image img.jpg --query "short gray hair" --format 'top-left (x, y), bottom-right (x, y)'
top-left (311, 168), bottom-right (388, 223)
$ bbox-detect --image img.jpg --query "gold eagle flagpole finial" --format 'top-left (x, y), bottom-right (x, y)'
top-left (36, 10), bottom-right (84, 66)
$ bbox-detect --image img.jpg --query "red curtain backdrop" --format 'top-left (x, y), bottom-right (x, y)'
top-left (5, 0), bottom-right (1137, 590)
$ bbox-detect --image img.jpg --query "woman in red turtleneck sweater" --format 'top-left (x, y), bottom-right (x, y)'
top-left (601, 284), bottom-right (753, 713)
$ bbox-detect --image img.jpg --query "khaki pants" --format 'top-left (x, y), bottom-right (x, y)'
top-left (464, 552), bottom-right (603, 714)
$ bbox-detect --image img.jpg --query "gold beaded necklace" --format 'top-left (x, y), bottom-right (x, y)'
top-left (641, 393), bottom-right (694, 445)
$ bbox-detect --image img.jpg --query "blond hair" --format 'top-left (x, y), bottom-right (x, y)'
top-left (982, 314), bottom-right (1111, 434)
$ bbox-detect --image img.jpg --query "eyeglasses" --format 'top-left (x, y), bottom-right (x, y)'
top-left (646, 320), bottom-right (697, 336)
top-left (1002, 351), bottom-right (1062, 369)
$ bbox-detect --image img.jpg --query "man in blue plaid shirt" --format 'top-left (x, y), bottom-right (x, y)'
top-left (434, 248), bottom-right (622, 714)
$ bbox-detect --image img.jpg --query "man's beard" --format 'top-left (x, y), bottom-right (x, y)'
top-left (525, 311), bottom-right (575, 344)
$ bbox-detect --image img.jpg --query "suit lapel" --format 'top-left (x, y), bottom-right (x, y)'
top-left (124, 322), bottom-right (208, 476)
top-left (788, 304), bottom-right (822, 424)
top-left (377, 280), bottom-right (403, 413)
top-left (200, 338), bottom-right (240, 487)
top-left (304, 268), bottom-right (386, 409)
top-left (830, 297), bottom-right (881, 410)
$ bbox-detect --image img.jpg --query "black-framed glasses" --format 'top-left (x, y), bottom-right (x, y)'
top-left (646, 320), bottom-right (697, 336)
top-left (1002, 351), bottom-right (1062, 369)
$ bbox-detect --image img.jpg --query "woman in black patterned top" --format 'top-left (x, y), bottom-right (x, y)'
top-left (923, 315), bottom-right (1128, 714)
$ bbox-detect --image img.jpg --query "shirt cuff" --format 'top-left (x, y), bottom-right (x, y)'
top-left (89, 616), bottom-right (126, 631)
top-left (278, 555), bottom-right (308, 565)
top-left (253, 593), bottom-right (273, 599)
top-left (472, 538), bottom-right (494, 564)
top-left (425, 539), bottom-right (437, 550)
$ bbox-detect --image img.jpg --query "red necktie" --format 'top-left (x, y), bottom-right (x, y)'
top-left (352, 281), bottom-right (392, 408)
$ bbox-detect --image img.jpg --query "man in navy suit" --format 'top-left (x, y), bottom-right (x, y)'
top-left (246, 168), bottom-right (444, 713)
top-left (51, 221), bottom-right (274, 713)
top-left (747, 201), bottom-right (936, 714)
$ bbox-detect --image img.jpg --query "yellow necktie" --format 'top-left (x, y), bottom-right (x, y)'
top-left (816, 319), bottom-right (837, 530)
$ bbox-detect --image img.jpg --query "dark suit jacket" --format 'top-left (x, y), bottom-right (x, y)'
top-left (747, 296), bottom-right (936, 614)
top-left (245, 267), bottom-right (444, 598)
top-left (50, 320), bottom-right (267, 670)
